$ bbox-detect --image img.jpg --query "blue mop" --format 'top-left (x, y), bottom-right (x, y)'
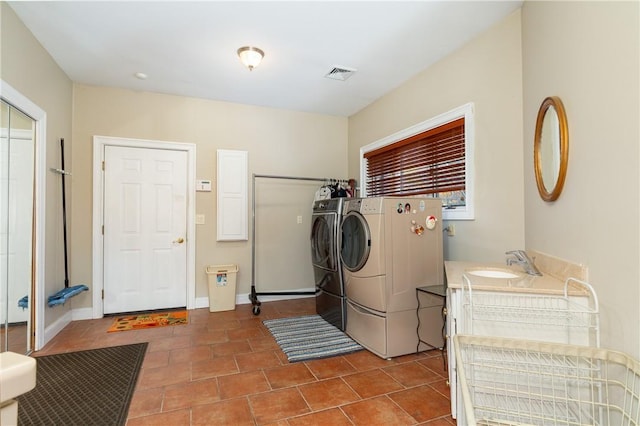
top-left (48, 285), bottom-right (88, 306)
top-left (48, 138), bottom-right (88, 307)
top-left (18, 295), bottom-right (28, 309)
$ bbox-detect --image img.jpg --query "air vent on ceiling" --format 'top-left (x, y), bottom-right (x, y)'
top-left (324, 66), bottom-right (357, 81)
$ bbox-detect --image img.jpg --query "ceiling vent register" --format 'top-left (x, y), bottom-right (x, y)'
top-left (324, 66), bottom-right (357, 81)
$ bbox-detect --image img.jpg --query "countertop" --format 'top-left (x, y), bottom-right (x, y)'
top-left (445, 261), bottom-right (588, 296)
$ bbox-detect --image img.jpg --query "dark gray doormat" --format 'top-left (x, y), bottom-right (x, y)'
top-left (17, 342), bottom-right (148, 426)
top-left (263, 314), bottom-right (362, 362)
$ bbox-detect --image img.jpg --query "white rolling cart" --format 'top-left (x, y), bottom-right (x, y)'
top-left (460, 276), bottom-right (600, 347)
top-left (454, 334), bottom-right (640, 425)
top-left (448, 276), bottom-right (601, 423)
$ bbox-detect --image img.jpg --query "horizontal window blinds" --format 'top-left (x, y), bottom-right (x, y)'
top-left (364, 118), bottom-right (465, 197)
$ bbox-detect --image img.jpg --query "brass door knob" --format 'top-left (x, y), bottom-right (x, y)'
top-left (173, 237), bottom-right (185, 244)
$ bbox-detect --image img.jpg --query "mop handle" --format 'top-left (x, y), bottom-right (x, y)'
top-left (60, 138), bottom-right (70, 288)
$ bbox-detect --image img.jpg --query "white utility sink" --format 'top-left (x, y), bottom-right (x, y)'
top-left (465, 268), bottom-right (522, 279)
top-left (0, 351), bottom-right (36, 402)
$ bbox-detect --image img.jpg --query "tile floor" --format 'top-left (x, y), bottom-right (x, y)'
top-left (35, 298), bottom-right (454, 425)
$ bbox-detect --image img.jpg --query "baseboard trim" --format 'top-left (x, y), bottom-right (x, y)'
top-left (43, 310), bottom-right (72, 347)
top-left (68, 290), bottom-right (317, 323)
top-left (195, 289), bottom-right (315, 310)
top-left (248, 291), bottom-right (315, 303)
top-left (71, 307), bottom-right (94, 321)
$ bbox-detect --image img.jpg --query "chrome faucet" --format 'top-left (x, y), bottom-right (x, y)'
top-left (505, 250), bottom-right (542, 276)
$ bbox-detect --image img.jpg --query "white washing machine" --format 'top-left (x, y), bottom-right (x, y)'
top-left (340, 197), bottom-right (443, 358)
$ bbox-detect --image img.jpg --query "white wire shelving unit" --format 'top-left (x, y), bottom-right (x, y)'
top-left (460, 276), bottom-right (600, 348)
top-left (454, 334), bottom-right (640, 426)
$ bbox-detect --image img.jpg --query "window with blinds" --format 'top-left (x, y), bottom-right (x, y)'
top-left (364, 118), bottom-right (465, 197)
top-left (360, 103), bottom-right (474, 220)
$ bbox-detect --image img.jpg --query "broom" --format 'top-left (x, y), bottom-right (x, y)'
top-left (47, 138), bottom-right (88, 307)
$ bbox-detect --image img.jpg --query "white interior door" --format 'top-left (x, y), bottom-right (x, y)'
top-left (103, 145), bottom-right (187, 314)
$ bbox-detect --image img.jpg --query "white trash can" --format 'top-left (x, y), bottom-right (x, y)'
top-left (206, 264), bottom-right (239, 312)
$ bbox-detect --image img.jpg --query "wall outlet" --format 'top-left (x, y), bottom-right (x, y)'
top-left (446, 224), bottom-right (455, 236)
top-left (297, 215), bottom-right (303, 224)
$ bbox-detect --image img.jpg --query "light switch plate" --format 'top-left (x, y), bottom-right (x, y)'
top-left (196, 214), bottom-right (205, 225)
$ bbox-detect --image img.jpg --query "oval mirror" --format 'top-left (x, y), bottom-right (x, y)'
top-left (534, 96), bottom-right (568, 201)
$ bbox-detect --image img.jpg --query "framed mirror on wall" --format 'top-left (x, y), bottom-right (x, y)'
top-left (534, 96), bottom-right (569, 202)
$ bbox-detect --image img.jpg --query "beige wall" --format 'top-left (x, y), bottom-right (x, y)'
top-left (71, 85), bottom-right (348, 308)
top-left (522, 1), bottom-right (640, 357)
top-left (349, 10), bottom-right (525, 263)
top-left (1, 3), bottom-right (74, 329)
top-left (349, 3), bottom-right (640, 358)
top-left (6, 1), bottom-right (639, 359)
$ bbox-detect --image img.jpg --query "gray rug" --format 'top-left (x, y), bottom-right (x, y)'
top-left (17, 342), bottom-right (148, 426)
top-left (263, 314), bottom-right (363, 362)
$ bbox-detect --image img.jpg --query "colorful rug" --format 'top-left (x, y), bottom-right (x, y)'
top-left (263, 314), bottom-right (363, 362)
top-left (18, 343), bottom-right (148, 426)
top-left (107, 310), bottom-right (188, 332)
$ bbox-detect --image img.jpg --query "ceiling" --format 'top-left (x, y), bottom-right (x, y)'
top-left (9, 1), bottom-right (522, 117)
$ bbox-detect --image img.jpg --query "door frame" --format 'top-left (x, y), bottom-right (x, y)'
top-left (92, 135), bottom-right (196, 318)
top-left (1, 80), bottom-right (47, 351)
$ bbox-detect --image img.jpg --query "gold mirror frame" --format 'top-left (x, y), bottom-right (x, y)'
top-left (534, 96), bottom-right (569, 201)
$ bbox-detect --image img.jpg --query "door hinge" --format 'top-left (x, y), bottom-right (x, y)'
top-left (102, 289), bottom-right (104, 300)
top-left (102, 225), bottom-right (104, 235)
top-left (102, 160), bottom-right (105, 171)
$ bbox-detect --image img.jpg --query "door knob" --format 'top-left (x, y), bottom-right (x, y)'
top-left (173, 237), bottom-right (185, 244)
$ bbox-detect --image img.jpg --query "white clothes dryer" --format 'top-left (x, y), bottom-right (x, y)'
top-left (340, 197), bottom-right (443, 358)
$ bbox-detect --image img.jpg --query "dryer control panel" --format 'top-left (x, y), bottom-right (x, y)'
top-left (344, 198), bottom-right (362, 213)
top-left (360, 197), bottom-right (384, 214)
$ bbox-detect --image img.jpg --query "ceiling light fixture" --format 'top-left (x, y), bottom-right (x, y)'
top-left (237, 46), bottom-right (264, 71)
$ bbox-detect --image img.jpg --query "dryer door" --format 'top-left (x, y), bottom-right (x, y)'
top-left (340, 211), bottom-right (370, 272)
top-left (310, 212), bottom-right (337, 271)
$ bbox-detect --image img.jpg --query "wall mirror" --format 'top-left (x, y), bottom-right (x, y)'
top-left (534, 96), bottom-right (568, 201)
top-left (1, 98), bottom-right (35, 354)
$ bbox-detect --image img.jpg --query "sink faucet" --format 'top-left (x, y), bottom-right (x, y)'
top-left (505, 250), bottom-right (542, 276)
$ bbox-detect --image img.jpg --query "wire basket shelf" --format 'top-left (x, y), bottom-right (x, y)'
top-left (454, 334), bottom-right (640, 426)
top-left (461, 277), bottom-right (600, 347)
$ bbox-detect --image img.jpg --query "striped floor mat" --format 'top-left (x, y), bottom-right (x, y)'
top-left (263, 314), bottom-right (363, 362)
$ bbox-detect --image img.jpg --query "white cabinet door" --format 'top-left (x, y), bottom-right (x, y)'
top-left (217, 150), bottom-right (248, 241)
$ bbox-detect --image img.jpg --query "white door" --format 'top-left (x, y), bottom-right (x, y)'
top-left (103, 145), bottom-right (187, 314)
